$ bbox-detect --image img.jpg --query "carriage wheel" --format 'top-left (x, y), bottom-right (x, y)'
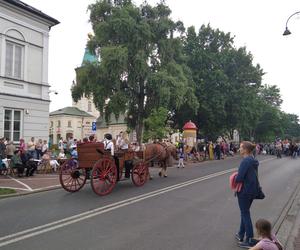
top-left (59, 159), bottom-right (87, 193)
top-left (91, 158), bottom-right (117, 196)
top-left (132, 162), bottom-right (149, 187)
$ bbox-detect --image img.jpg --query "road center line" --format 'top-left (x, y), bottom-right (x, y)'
top-left (0, 157), bottom-right (275, 247)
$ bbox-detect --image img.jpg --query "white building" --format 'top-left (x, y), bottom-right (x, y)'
top-left (49, 106), bottom-right (95, 145)
top-left (0, 0), bottom-right (59, 143)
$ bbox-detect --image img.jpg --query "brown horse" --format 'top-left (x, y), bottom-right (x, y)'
top-left (144, 142), bottom-right (178, 177)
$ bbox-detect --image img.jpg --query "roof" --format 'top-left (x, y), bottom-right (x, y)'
top-left (96, 113), bottom-right (126, 128)
top-left (82, 47), bottom-right (98, 66)
top-left (183, 120), bottom-right (198, 130)
top-left (50, 107), bottom-right (94, 118)
top-left (4, 0), bottom-right (59, 27)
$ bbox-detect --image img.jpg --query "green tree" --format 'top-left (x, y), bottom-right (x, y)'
top-left (72, 0), bottom-right (197, 144)
top-left (143, 107), bottom-right (170, 141)
top-left (174, 24), bottom-right (263, 140)
top-left (259, 84), bottom-right (283, 108)
top-left (280, 113), bottom-right (300, 140)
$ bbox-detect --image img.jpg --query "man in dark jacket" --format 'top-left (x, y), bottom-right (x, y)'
top-left (0, 137), bottom-right (6, 160)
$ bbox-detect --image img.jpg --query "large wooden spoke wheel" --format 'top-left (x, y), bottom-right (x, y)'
top-left (91, 157), bottom-right (117, 196)
top-left (131, 161), bottom-right (149, 187)
top-left (59, 159), bottom-right (87, 192)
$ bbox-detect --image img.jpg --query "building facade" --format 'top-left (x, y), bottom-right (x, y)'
top-left (49, 106), bottom-right (95, 145)
top-left (0, 0), bottom-right (59, 143)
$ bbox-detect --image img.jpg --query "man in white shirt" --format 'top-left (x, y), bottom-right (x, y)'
top-left (104, 134), bottom-right (114, 156)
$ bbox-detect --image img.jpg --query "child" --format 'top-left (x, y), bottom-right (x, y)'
top-left (177, 148), bottom-right (185, 168)
top-left (249, 219), bottom-right (283, 250)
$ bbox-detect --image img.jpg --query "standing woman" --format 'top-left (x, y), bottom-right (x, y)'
top-left (208, 141), bottom-right (214, 160)
top-left (235, 141), bottom-right (260, 248)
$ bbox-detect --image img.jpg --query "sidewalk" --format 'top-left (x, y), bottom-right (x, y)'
top-left (0, 173), bottom-right (60, 197)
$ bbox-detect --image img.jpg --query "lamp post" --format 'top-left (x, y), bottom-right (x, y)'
top-left (283, 11), bottom-right (300, 36)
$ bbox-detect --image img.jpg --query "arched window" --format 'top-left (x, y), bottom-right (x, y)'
top-left (5, 29), bottom-right (25, 79)
top-left (88, 101), bottom-right (92, 112)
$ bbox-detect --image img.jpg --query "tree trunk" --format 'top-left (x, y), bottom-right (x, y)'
top-left (136, 120), bottom-right (144, 145)
top-left (136, 86), bottom-right (145, 145)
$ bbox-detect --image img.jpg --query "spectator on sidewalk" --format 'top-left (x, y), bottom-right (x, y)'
top-left (36, 139), bottom-right (43, 159)
top-left (235, 141), bottom-right (260, 248)
top-left (19, 138), bottom-right (26, 153)
top-left (6, 141), bottom-right (15, 159)
top-left (215, 142), bottom-right (221, 160)
top-left (11, 150), bottom-right (24, 177)
top-left (41, 140), bottom-right (48, 156)
top-left (177, 148), bottom-right (185, 168)
top-left (0, 137), bottom-right (6, 159)
top-left (27, 137), bottom-right (36, 159)
top-left (249, 219), bottom-right (283, 250)
top-left (208, 141), bottom-right (214, 160)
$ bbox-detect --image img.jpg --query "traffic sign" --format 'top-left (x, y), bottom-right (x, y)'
top-left (92, 121), bottom-right (97, 131)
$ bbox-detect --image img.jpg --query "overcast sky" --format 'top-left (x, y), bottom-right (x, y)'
top-left (25, 0), bottom-right (300, 117)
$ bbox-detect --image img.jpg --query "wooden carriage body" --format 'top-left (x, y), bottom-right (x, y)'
top-left (59, 142), bottom-right (148, 196)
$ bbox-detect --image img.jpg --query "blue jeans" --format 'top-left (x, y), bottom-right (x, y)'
top-left (238, 196), bottom-right (254, 241)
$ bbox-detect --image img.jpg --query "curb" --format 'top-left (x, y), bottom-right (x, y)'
top-left (0, 185), bottom-right (61, 200)
top-left (274, 178), bottom-right (300, 249)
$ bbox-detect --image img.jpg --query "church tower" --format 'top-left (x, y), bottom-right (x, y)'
top-left (72, 46), bottom-right (100, 118)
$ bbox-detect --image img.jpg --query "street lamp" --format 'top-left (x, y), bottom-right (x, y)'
top-left (283, 11), bottom-right (300, 36)
top-left (48, 90), bottom-right (58, 95)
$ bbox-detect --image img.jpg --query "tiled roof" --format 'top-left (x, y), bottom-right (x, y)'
top-left (50, 107), bottom-right (94, 117)
top-left (4, 0), bottom-right (59, 26)
top-left (96, 113), bottom-right (126, 128)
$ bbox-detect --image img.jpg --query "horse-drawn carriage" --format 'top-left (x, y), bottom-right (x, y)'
top-left (59, 142), bottom-right (149, 196)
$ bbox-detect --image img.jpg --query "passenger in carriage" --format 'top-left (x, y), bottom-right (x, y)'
top-left (119, 131), bottom-right (129, 150)
top-left (119, 132), bottom-right (132, 178)
top-left (116, 131), bottom-right (123, 149)
top-left (103, 133), bottom-right (114, 156)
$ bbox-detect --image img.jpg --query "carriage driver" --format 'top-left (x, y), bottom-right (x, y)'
top-left (103, 133), bottom-right (114, 156)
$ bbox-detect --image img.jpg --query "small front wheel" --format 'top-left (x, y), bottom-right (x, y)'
top-left (59, 159), bottom-right (87, 192)
top-left (132, 162), bottom-right (149, 187)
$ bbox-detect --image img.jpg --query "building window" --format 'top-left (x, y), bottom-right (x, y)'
top-left (50, 121), bottom-right (53, 128)
top-left (88, 101), bottom-right (92, 112)
top-left (68, 121), bottom-right (72, 127)
top-left (57, 120), bottom-right (61, 127)
top-left (5, 41), bottom-right (24, 79)
top-left (4, 109), bottom-right (22, 142)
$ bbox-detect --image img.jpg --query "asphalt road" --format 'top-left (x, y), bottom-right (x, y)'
top-left (0, 155), bottom-right (299, 250)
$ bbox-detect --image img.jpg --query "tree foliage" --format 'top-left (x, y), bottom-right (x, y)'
top-left (144, 107), bottom-right (170, 141)
top-left (72, 2), bottom-right (300, 143)
top-left (72, 0), bottom-right (197, 143)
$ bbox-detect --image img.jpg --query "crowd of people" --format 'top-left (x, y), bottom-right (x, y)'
top-left (253, 140), bottom-right (300, 159)
top-left (0, 137), bottom-right (66, 177)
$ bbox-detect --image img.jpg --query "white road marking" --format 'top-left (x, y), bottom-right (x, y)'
top-left (32, 185), bottom-right (61, 191)
top-left (0, 186), bottom-right (29, 191)
top-left (7, 176), bottom-right (33, 191)
top-left (0, 157), bottom-right (276, 247)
